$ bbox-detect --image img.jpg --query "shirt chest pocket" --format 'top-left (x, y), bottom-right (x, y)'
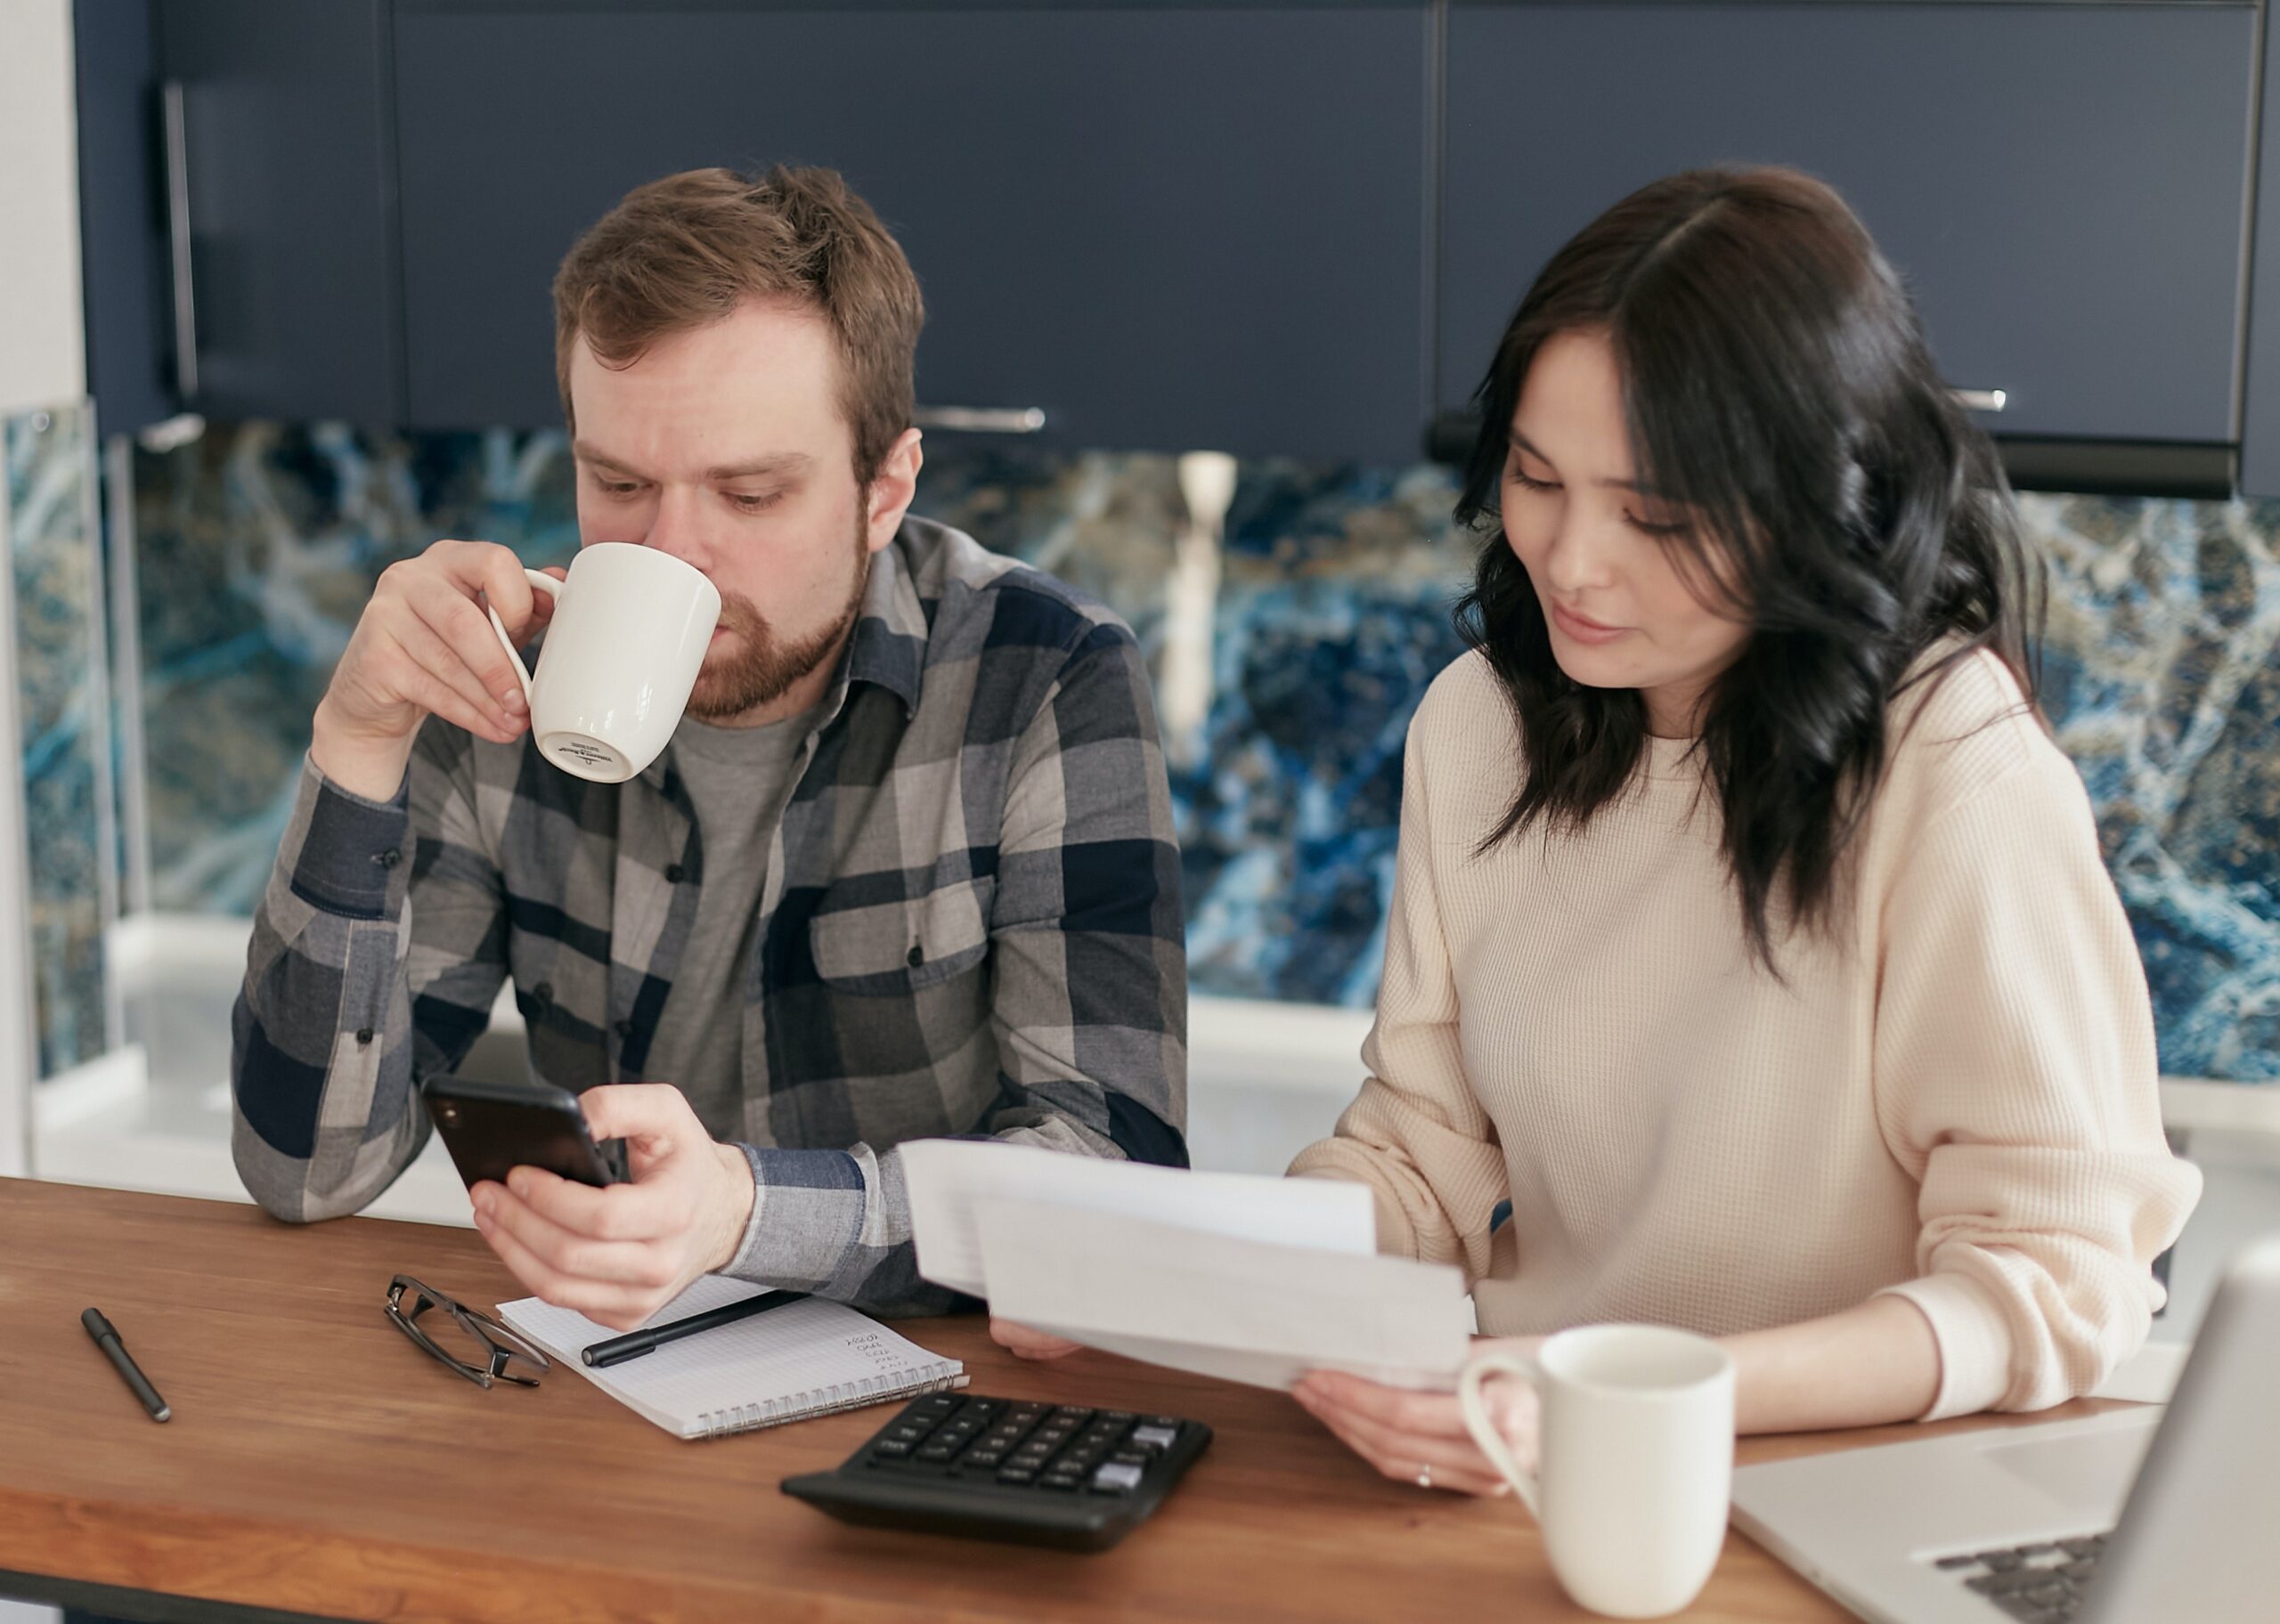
top-left (808, 878), bottom-right (996, 996)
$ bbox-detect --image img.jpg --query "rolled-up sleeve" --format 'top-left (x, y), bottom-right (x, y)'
top-left (1872, 743), bottom-right (2201, 1419)
top-left (1286, 677), bottom-right (1508, 1277)
top-left (231, 726), bottom-right (509, 1222)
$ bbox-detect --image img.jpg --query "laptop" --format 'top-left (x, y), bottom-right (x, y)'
top-left (1730, 1234), bottom-right (2280, 1623)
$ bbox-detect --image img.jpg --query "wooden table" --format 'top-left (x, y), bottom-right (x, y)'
top-left (0, 1178), bottom-right (2121, 1623)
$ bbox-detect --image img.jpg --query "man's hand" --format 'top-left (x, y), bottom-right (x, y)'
top-left (468, 1084), bottom-right (758, 1332)
top-left (989, 1320), bottom-right (1086, 1360)
top-left (1291, 1336), bottom-right (1543, 1497)
top-left (311, 538), bottom-right (560, 800)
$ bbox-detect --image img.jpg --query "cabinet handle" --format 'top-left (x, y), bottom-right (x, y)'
top-left (1952, 388), bottom-right (2007, 414)
top-left (911, 406), bottom-right (1047, 434)
top-left (161, 81), bottom-right (200, 401)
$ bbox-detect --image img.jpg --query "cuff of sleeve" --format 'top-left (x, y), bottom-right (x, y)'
top-left (1880, 1272), bottom-right (2016, 1421)
top-left (722, 1146), bottom-right (868, 1290)
top-left (289, 755), bottom-right (413, 922)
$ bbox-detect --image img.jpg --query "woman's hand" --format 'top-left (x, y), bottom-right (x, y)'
top-left (989, 1319), bottom-right (1087, 1360)
top-left (1292, 1336), bottom-right (1543, 1497)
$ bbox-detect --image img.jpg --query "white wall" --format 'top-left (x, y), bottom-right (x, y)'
top-left (0, 0), bottom-right (86, 417)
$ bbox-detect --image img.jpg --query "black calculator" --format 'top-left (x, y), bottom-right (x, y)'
top-left (780, 1392), bottom-right (1211, 1551)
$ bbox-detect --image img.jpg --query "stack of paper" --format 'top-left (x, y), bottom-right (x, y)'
top-left (901, 1141), bottom-right (1470, 1391)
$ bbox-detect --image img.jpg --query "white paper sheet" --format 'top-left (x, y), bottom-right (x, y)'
top-left (900, 1138), bottom-right (1376, 1297)
top-left (973, 1196), bottom-right (1470, 1391)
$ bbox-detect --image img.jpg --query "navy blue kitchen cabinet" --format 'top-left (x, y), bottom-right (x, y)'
top-left (74, 0), bottom-right (402, 433)
top-left (1439, 3), bottom-right (2260, 494)
top-left (391, 3), bottom-right (1434, 461)
top-left (77, 1), bottom-right (2278, 486)
top-left (153, 0), bottom-right (400, 426)
top-left (73, 0), bottom-right (171, 436)
top-left (2238, 1), bottom-right (2280, 496)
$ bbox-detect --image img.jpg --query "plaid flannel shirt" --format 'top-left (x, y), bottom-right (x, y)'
top-left (232, 517), bottom-right (1188, 1312)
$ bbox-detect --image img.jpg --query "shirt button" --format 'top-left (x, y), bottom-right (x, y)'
top-left (615, 1019), bottom-right (634, 1040)
top-left (665, 864), bottom-right (685, 884)
top-left (907, 945), bottom-right (925, 969)
top-left (375, 848), bottom-right (401, 868)
top-left (354, 1027), bottom-right (374, 1046)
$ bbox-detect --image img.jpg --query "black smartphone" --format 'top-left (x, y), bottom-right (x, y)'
top-left (422, 1075), bottom-right (619, 1191)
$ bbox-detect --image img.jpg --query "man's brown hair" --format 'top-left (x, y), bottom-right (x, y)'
top-left (552, 165), bottom-right (924, 484)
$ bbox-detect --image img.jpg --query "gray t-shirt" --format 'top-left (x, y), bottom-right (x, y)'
top-left (645, 708), bottom-right (812, 1141)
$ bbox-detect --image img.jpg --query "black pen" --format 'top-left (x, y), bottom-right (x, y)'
top-left (582, 1289), bottom-right (808, 1368)
top-left (81, 1308), bottom-right (170, 1422)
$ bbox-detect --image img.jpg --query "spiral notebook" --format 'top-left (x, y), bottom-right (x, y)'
top-left (496, 1277), bottom-right (966, 1440)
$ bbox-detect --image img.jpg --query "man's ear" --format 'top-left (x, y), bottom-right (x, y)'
top-left (864, 427), bottom-right (924, 554)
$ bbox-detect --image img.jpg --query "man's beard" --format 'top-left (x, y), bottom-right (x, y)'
top-left (685, 523), bottom-right (871, 720)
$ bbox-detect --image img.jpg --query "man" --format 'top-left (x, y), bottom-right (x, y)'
top-left (232, 166), bottom-right (1187, 1325)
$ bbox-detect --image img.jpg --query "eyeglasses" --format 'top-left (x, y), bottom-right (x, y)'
top-left (385, 1274), bottom-right (551, 1389)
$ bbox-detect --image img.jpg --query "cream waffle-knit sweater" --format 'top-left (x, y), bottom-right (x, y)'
top-left (1290, 648), bottom-right (2200, 1421)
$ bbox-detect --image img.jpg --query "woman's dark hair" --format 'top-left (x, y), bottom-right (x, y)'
top-left (1453, 166), bottom-right (2043, 966)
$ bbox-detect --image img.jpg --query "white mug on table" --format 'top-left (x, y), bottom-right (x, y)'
top-left (484, 542), bottom-right (721, 784)
top-left (1459, 1324), bottom-right (1736, 1619)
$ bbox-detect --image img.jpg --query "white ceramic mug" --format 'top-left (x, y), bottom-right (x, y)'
top-left (484, 542), bottom-right (721, 784)
top-left (1459, 1325), bottom-right (1736, 1619)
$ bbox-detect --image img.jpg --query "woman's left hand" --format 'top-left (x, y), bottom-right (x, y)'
top-left (1292, 1336), bottom-right (1543, 1497)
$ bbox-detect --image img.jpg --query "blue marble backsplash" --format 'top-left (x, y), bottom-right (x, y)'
top-left (6, 402), bottom-right (109, 1077)
top-left (34, 422), bottom-right (2268, 1084)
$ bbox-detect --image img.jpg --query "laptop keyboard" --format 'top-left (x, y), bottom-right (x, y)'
top-left (1934, 1534), bottom-right (2107, 1621)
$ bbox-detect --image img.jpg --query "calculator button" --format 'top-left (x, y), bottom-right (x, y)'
top-left (1039, 1472), bottom-right (1083, 1491)
top-left (1102, 1410), bottom-right (1136, 1423)
top-left (1054, 1407), bottom-right (1096, 1425)
top-left (1131, 1424), bottom-right (1178, 1450)
top-left (871, 1440), bottom-right (913, 1458)
top-left (889, 1422), bottom-right (930, 1441)
top-left (997, 1466), bottom-right (1038, 1484)
top-left (1091, 1463), bottom-right (1144, 1493)
top-left (1112, 1449), bottom-right (1150, 1467)
top-left (914, 1396), bottom-right (960, 1416)
top-left (963, 1449), bottom-right (1005, 1468)
top-left (917, 1444), bottom-right (957, 1462)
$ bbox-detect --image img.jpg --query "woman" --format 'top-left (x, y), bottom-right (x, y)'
top-left (998, 166), bottom-right (2200, 1496)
